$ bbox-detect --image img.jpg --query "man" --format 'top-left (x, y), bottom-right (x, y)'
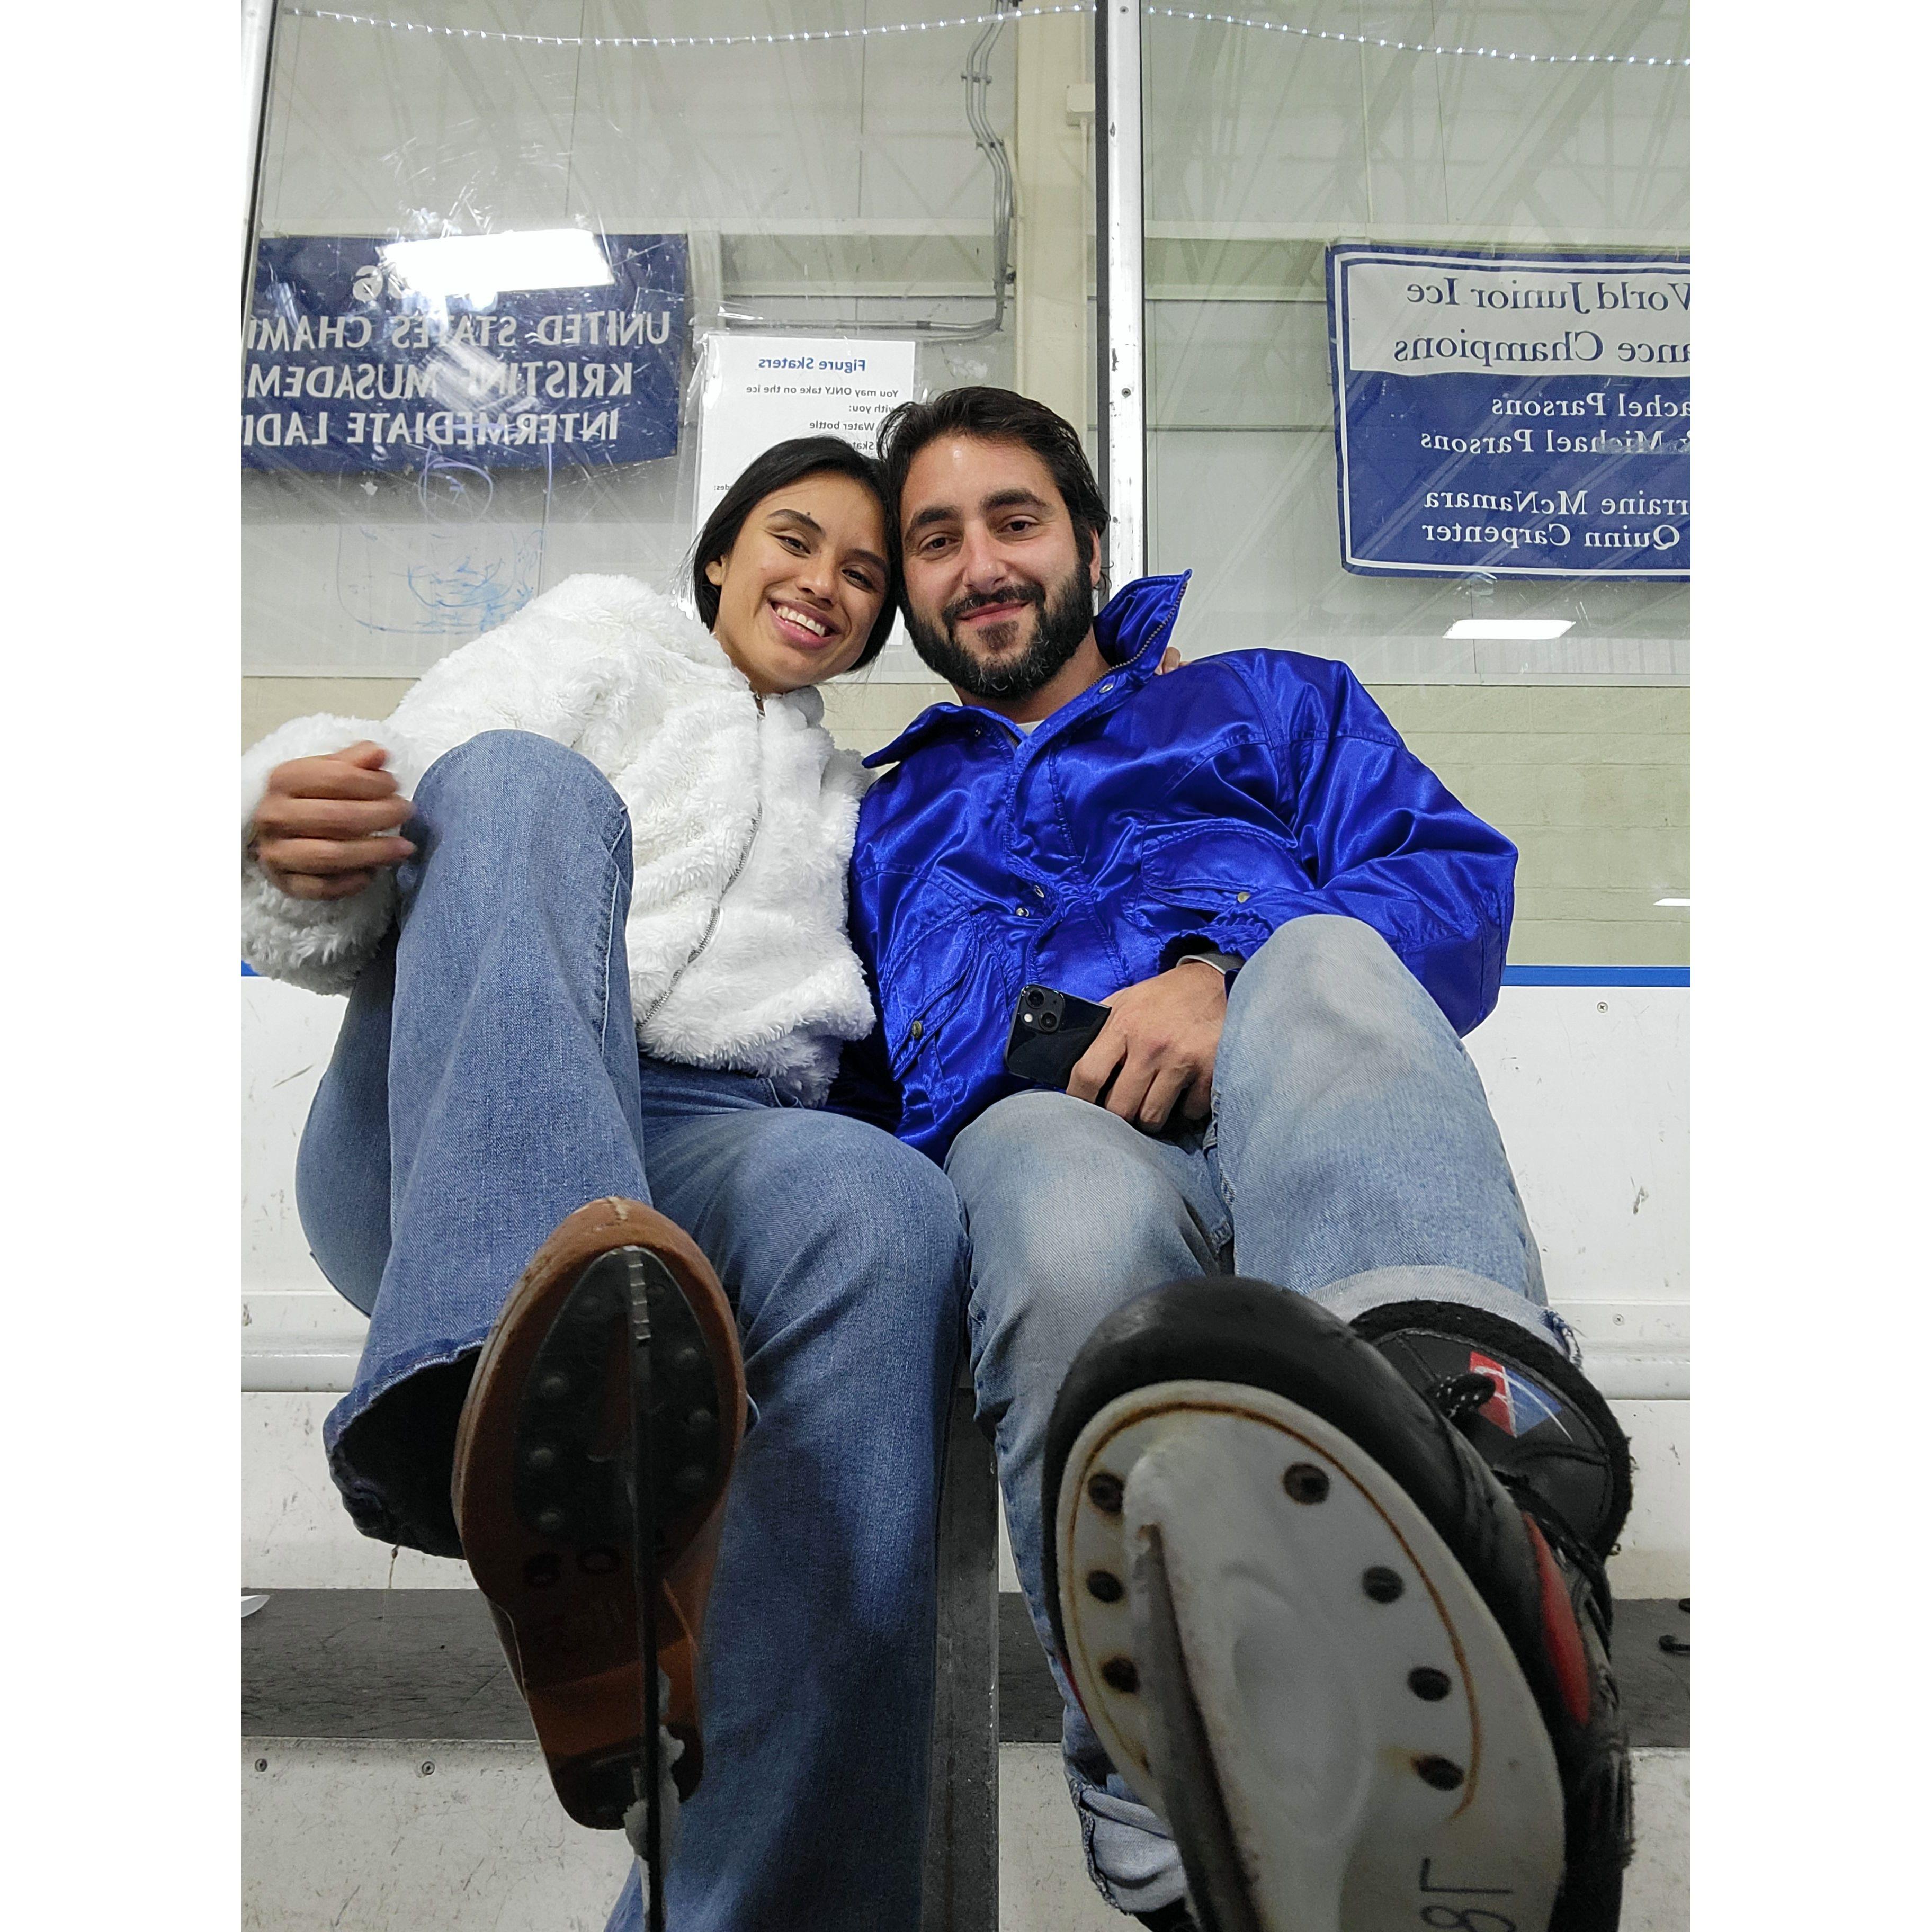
top-left (838, 388), bottom-right (1633, 1932)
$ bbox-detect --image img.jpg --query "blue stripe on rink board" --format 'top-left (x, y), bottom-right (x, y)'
top-left (245, 960), bottom-right (1687, 986)
top-left (245, 962), bottom-right (1692, 981)
top-left (1502, 965), bottom-right (1689, 987)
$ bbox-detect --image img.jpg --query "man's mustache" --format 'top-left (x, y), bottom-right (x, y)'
top-left (944, 583), bottom-right (1045, 627)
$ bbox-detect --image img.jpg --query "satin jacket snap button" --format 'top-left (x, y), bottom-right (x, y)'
top-left (909, 1019), bottom-right (924, 1040)
top-left (1015, 905), bottom-right (1031, 917)
top-left (1099, 681), bottom-right (1115, 693)
top-left (1032, 884), bottom-right (1045, 898)
top-left (1236, 890), bottom-right (1251, 902)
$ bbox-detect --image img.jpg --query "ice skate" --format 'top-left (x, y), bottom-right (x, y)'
top-left (1045, 1278), bottom-right (1631, 1932)
top-left (452, 1197), bottom-right (747, 1927)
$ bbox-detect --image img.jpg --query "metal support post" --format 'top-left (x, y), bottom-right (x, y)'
top-left (242, 0), bottom-right (280, 312)
top-left (1095, 0), bottom-right (1146, 584)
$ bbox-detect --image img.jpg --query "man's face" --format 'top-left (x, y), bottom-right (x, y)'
top-left (897, 435), bottom-right (1100, 702)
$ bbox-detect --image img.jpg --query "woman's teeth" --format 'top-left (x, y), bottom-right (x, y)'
top-left (774, 603), bottom-right (831, 639)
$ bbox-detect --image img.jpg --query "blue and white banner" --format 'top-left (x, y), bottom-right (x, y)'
top-left (243, 231), bottom-right (686, 472)
top-left (1326, 245), bottom-right (1689, 579)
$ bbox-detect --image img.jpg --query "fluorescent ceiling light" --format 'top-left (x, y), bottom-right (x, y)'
top-left (1654, 898), bottom-right (1690, 907)
top-left (379, 229), bottom-right (615, 300)
top-left (1443, 619), bottom-right (1575, 641)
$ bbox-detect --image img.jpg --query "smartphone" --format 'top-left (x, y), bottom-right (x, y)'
top-left (1004, 983), bottom-right (1113, 1089)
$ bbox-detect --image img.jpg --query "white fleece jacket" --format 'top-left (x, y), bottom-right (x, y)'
top-left (241, 574), bottom-right (876, 1103)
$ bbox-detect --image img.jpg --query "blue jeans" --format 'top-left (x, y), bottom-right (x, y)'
top-left (296, 731), bottom-right (969, 1932)
top-left (945, 914), bottom-right (1562, 1920)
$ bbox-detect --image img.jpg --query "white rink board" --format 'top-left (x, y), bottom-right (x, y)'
top-left (1464, 986), bottom-right (1687, 1304)
top-left (242, 974), bottom-right (1689, 1594)
top-left (245, 976), bottom-right (1689, 1381)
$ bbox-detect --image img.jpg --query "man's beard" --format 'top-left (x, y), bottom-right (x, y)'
top-left (904, 564), bottom-right (1095, 702)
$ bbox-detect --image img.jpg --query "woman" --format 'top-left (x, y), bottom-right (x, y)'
top-left (241, 438), bottom-right (966, 1932)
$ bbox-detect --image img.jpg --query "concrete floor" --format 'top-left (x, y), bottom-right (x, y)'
top-left (244, 1582), bottom-right (1687, 1929)
top-left (242, 1737), bottom-right (1687, 1930)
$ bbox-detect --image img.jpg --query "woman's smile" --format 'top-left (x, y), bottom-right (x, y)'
top-left (768, 598), bottom-right (843, 649)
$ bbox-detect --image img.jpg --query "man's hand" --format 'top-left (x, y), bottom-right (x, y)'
top-left (1066, 959), bottom-right (1228, 1132)
top-left (249, 741), bottom-right (415, 900)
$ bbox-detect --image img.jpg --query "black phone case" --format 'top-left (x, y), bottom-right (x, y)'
top-left (1004, 985), bottom-right (1112, 1088)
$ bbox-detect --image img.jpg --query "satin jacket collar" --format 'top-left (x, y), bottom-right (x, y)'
top-left (863, 571), bottom-right (1193, 770)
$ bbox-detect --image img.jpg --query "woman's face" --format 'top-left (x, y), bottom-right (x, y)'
top-left (704, 471), bottom-right (890, 695)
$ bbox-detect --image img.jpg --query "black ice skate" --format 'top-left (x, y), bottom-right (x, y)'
top-left (1043, 1278), bottom-right (1632, 1932)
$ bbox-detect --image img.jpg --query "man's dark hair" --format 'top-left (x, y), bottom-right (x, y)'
top-left (875, 387), bottom-right (1110, 583)
top-left (691, 435), bottom-right (901, 669)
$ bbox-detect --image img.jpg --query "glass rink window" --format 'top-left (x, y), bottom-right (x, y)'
top-left (241, 2), bottom-right (1056, 681)
top-left (1120, 1), bottom-right (1690, 969)
top-left (1133, 1), bottom-right (1690, 678)
top-left (241, 1), bottom-right (1686, 968)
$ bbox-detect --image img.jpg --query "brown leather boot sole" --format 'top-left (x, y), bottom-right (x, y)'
top-left (451, 1197), bottom-right (746, 1830)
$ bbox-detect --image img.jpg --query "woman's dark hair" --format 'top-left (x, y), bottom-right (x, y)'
top-left (875, 387), bottom-right (1111, 590)
top-left (690, 435), bottom-right (901, 670)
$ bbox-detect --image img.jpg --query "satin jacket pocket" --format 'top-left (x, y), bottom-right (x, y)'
top-left (881, 914), bottom-right (981, 1083)
top-left (1134, 823), bottom-right (1314, 919)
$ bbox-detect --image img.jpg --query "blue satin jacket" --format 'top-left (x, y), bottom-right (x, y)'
top-left (836, 573), bottom-right (1516, 1160)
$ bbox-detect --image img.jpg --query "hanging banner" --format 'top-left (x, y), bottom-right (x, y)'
top-left (242, 231), bottom-right (687, 473)
top-left (695, 334), bottom-right (918, 520)
top-left (1327, 245), bottom-right (1689, 579)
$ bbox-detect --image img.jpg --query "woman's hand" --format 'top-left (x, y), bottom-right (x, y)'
top-left (249, 741), bottom-right (416, 900)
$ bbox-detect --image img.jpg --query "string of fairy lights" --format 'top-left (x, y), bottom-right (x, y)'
top-left (284, 5), bottom-right (1690, 69)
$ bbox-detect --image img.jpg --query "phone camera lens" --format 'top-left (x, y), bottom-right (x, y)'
top-left (1024, 989), bottom-right (1045, 1009)
top-left (1037, 1012), bottom-right (1059, 1032)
